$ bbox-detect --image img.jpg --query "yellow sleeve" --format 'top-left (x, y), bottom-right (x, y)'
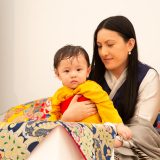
top-left (49, 105), bottom-right (61, 121)
top-left (51, 86), bottom-right (74, 120)
top-left (75, 80), bottom-right (123, 123)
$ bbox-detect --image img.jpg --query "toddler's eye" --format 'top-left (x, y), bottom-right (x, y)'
top-left (64, 70), bottom-right (69, 73)
top-left (77, 68), bottom-right (82, 71)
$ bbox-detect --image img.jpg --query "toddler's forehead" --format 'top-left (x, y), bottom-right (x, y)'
top-left (63, 54), bottom-right (85, 62)
top-left (58, 55), bottom-right (87, 68)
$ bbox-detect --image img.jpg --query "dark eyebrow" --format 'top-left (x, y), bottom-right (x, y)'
top-left (97, 40), bottom-right (116, 43)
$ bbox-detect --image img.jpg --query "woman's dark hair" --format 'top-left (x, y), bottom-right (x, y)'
top-left (54, 45), bottom-right (90, 69)
top-left (90, 15), bottom-right (138, 123)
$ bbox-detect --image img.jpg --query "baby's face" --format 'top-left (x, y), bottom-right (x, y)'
top-left (55, 54), bottom-right (90, 89)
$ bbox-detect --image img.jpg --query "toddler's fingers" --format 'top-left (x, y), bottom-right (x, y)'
top-left (124, 132), bottom-right (132, 140)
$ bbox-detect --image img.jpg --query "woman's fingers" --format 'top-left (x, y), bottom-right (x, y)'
top-left (62, 95), bottom-right (97, 121)
top-left (81, 103), bottom-right (97, 118)
top-left (69, 95), bottom-right (82, 106)
top-left (87, 104), bottom-right (97, 113)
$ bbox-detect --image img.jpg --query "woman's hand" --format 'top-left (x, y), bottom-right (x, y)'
top-left (61, 95), bottom-right (97, 122)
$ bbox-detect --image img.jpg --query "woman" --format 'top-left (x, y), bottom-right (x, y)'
top-left (62, 16), bottom-right (160, 159)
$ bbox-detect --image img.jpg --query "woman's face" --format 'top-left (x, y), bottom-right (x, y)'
top-left (97, 28), bottom-right (134, 78)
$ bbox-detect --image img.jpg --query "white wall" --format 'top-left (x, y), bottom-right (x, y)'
top-left (0, 0), bottom-right (160, 114)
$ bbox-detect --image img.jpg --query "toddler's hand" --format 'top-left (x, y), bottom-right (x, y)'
top-left (116, 123), bottom-right (132, 140)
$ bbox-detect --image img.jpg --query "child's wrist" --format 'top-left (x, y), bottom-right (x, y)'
top-left (116, 135), bottom-right (123, 144)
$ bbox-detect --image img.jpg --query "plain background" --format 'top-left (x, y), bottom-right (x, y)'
top-left (0, 0), bottom-right (160, 114)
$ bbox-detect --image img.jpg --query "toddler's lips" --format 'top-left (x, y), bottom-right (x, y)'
top-left (71, 80), bottom-right (78, 83)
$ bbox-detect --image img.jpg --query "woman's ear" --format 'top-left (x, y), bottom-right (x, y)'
top-left (128, 38), bottom-right (135, 52)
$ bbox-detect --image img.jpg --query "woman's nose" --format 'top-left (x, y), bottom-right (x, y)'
top-left (101, 46), bottom-right (109, 56)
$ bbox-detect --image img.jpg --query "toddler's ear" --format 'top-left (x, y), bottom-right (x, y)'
top-left (54, 69), bottom-right (59, 77)
top-left (54, 69), bottom-right (62, 81)
top-left (87, 66), bottom-right (91, 78)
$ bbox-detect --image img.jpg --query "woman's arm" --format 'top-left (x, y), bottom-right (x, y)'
top-left (134, 69), bottom-right (160, 124)
top-left (61, 95), bottom-right (97, 122)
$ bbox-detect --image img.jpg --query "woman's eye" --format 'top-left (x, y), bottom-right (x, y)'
top-left (97, 45), bottom-right (102, 48)
top-left (108, 44), bottom-right (114, 47)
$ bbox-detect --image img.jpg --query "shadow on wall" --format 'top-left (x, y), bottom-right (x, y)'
top-left (0, 0), bottom-right (18, 114)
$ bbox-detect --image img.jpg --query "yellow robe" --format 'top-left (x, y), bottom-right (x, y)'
top-left (51, 80), bottom-right (122, 124)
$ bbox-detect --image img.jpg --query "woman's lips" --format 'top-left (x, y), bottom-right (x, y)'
top-left (103, 58), bottom-right (113, 62)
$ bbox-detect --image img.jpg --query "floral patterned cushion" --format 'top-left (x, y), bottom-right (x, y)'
top-left (0, 120), bottom-right (116, 160)
top-left (0, 97), bottom-right (116, 160)
top-left (0, 97), bottom-right (159, 160)
top-left (2, 97), bottom-right (53, 123)
top-left (2, 97), bottom-right (160, 133)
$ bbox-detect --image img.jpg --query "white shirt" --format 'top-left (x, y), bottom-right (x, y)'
top-left (105, 68), bottom-right (160, 124)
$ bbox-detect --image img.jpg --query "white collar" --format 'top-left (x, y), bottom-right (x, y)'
top-left (104, 69), bottom-right (127, 99)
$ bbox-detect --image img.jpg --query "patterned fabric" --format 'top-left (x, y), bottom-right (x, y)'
top-left (2, 97), bottom-right (56, 123)
top-left (0, 97), bottom-right (159, 160)
top-left (0, 97), bottom-right (116, 160)
top-left (0, 120), bottom-right (116, 160)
